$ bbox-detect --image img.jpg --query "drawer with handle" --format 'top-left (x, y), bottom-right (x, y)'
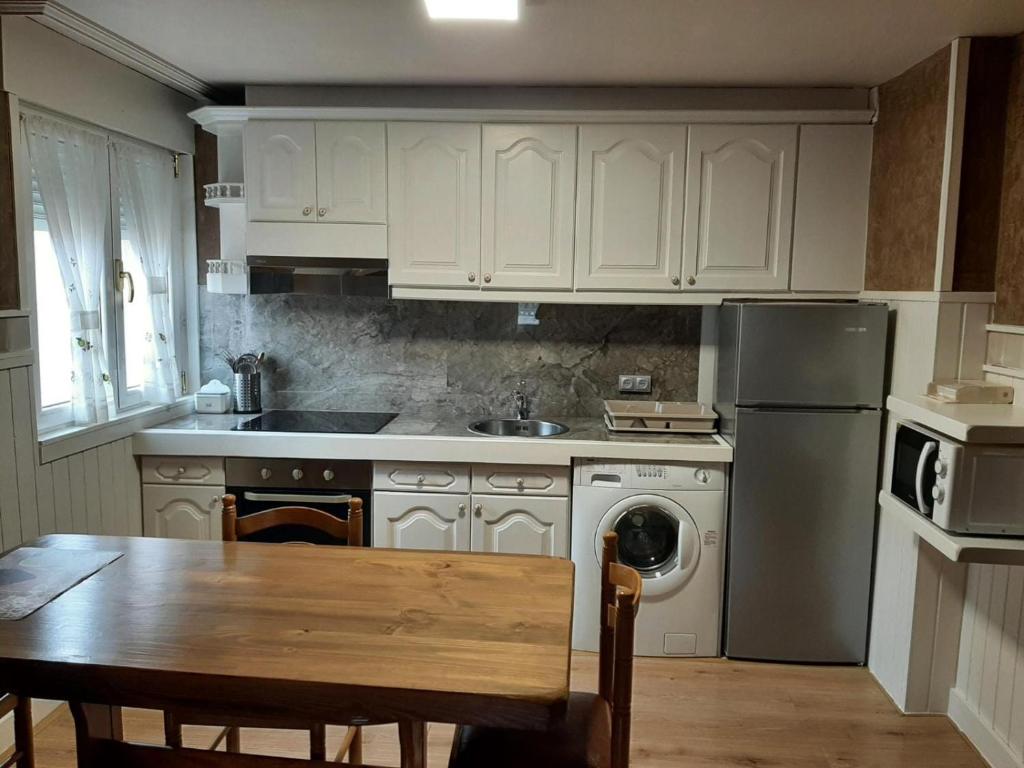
top-left (142, 456), bottom-right (226, 486)
top-left (373, 462), bottom-right (471, 493)
top-left (471, 464), bottom-right (570, 496)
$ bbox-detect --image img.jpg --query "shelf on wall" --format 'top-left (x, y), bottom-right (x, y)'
top-left (880, 491), bottom-right (1024, 566)
top-left (203, 182), bottom-right (244, 208)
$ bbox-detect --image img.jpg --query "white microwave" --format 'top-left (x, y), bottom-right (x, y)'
top-left (890, 420), bottom-right (1024, 536)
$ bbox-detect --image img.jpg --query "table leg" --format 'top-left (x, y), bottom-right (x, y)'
top-left (398, 720), bottom-right (426, 768)
top-left (68, 703), bottom-right (123, 768)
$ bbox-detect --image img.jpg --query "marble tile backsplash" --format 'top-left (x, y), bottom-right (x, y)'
top-left (199, 294), bottom-right (701, 418)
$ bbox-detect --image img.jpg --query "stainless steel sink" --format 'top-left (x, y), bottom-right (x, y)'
top-left (468, 418), bottom-right (570, 438)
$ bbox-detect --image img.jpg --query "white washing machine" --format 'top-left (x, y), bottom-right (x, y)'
top-left (571, 459), bottom-right (726, 657)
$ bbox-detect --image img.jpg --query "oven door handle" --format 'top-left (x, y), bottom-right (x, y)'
top-left (242, 491), bottom-right (353, 505)
top-left (914, 441), bottom-right (938, 514)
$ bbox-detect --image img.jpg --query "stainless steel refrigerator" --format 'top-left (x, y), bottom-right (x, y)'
top-left (716, 302), bottom-right (888, 663)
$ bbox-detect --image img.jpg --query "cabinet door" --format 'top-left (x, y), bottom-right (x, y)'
top-left (315, 122), bottom-right (386, 223)
top-left (682, 124), bottom-right (797, 291)
top-left (143, 484), bottom-right (224, 540)
top-left (372, 491), bottom-right (471, 551)
top-left (244, 121), bottom-right (317, 222)
top-left (575, 125), bottom-right (687, 292)
top-left (387, 123), bottom-right (481, 288)
top-left (471, 495), bottom-right (569, 558)
top-left (790, 125), bottom-right (872, 292)
top-left (481, 125), bottom-right (576, 290)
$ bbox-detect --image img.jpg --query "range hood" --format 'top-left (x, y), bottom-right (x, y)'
top-left (246, 255), bottom-right (388, 297)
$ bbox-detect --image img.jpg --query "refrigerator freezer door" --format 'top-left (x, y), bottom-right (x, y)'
top-left (734, 303), bottom-right (888, 408)
top-left (725, 407), bottom-right (881, 663)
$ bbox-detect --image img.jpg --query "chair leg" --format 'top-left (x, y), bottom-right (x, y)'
top-left (13, 697), bottom-right (33, 768)
top-left (309, 723), bottom-right (326, 761)
top-left (348, 726), bottom-right (362, 765)
top-left (225, 726), bottom-right (241, 753)
top-left (162, 711), bottom-right (182, 749)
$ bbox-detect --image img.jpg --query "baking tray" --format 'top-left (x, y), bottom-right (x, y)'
top-left (603, 401), bottom-right (718, 433)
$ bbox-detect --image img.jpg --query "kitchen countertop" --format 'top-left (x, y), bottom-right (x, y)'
top-left (887, 395), bottom-right (1024, 444)
top-left (133, 411), bottom-right (733, 465)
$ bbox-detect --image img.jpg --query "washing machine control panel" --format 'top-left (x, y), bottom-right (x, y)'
top-left (575, 460), bottom-right (725, 491)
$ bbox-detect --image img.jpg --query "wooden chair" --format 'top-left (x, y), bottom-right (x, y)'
top-left (0, 694), bottom-right (34, 768)
top-left (164, 494), bottom-right (365, 763)
top-left (448, 531), bottom-right (642, 768)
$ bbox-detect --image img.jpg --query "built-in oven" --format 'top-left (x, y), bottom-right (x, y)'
top-left (225, 458), bottom-right (372, 546)
top-left (890, 421), bottom-right (1024, 536)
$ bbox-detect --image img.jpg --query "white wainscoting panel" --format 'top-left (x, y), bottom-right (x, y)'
top-left (0, 365), bottom-right (143, 550)
top-left (949, 564), bottom-right (1024, 768)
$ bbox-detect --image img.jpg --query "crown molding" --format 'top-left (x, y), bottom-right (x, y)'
top-left (0, 0), bottom-right (219, 102)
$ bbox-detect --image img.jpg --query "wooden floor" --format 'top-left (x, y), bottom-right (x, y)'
top-left (28, 654), bottom-right (984, 768)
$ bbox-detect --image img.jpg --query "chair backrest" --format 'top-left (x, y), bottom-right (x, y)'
top-left (597, 531), bottom-right (641, 768)
top-left (220, 494), bottom-right (363, 547)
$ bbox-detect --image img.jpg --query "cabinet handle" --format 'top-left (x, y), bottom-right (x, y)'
top-left (177, 466), bottom-right (186, 475)
top-left (302, 206), bottom-right (313, 217)
top-left (318, 207), bottom-right (327, 217)
top-left (473, 504), bottom-right (482, 518)
top-left (671, 276), bottom-right (681, 286)
top-left (483, 274), bottom-right (492, 283)
top-left (212, 495), bottom-right (221, 506)
top-left (468, 272), bottom-right (476, 283)
top-left (458, 503), bottom-right (467, 518)
top-left (417, 474), bottom-right (426, 484)
top-left (686, 275), bottom-right (696, 286)
top-left (516, 477), bottom-right (525, 487)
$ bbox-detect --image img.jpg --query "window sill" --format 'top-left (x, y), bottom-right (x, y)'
top-left (39, 398), bottom-right (193, 464)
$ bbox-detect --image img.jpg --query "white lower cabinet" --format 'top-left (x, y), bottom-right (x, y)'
top-left (373, 462), bottom-right (570, 557)
top-left (372, 491), bottom-right (472, 551)
top-left (143, 484), bottom-right (224, 541)
top-left (470, 494), bottom-right (569, 558)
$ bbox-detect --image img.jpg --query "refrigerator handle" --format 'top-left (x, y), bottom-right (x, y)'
top-left (915, 441), bottom-right (938, 514)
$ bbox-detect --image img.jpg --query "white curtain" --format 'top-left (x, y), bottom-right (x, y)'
top-left (113, 140), bottom-right (180, 404)
top-left (25, 114), bottom-right (114, 425)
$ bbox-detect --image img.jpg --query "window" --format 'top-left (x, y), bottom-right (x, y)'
top-left (24, 110), bottom-right (192, 432)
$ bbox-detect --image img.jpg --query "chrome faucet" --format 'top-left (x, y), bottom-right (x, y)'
top-left (511, 380), bottom-right (530, 420)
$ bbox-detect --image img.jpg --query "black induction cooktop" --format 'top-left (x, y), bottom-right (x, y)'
top-left (233, 410), bottom-right (398, 434)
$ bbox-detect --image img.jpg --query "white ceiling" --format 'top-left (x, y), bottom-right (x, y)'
top-left (56, 0), bottom-right (1024, 89)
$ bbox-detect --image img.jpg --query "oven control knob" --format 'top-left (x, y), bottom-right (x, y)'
top-left (292, 468), bottom-right (304, 481)
top-left (932, 485), bottom-right (945, 504)
top-left (934, 459), bottom-right (948, 478)
top-left (260, 468), bottom-right (272, 480)
top-left (323, 469), bottom-right (335, 482)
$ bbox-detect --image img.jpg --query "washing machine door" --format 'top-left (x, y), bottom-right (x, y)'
top-left (594, 493), bottom-right (701, 598)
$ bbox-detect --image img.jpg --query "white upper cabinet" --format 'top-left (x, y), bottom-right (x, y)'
top-left (244, 121), bottom-right (317, 222)
top-left (372, 491), bottom-right (471, 551)
top-left (481, 125), bottom-right (577, 290)
top-left (314, 122), bottom-right (387, 224)
top-left (574, 125), bottom-right (687, 292)
top-left (682, 124), bottom-right (798, 291)
top-left (790, 125), bottom-right (873, 292)
top-left (388, 122), bottom-right (481, 288)
top-left (470, 495), bottom-right (569, 558)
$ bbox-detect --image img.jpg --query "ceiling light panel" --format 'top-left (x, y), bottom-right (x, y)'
top-left (425, 0), bottom-right (519, 21)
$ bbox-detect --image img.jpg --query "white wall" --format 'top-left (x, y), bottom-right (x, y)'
top-left (1, 16), bottom-right (197, 152)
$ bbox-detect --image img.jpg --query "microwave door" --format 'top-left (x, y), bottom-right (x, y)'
top-left (892, 424), bottom-right (938, 516)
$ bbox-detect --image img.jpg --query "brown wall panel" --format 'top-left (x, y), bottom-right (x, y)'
top-left (953, 38), bottom-right (1013, 293)
top-left (864, 46), bottom-right (950, 292)
top-left (193, 125), bottom-right (219, 286)
top-left (0, 91), bottom-right (19, 310)
top-left (995, 34), bottom-right (1024, 324)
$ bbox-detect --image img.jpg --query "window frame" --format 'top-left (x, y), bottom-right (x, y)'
top-left (20, 105), bottom-right (195, 435)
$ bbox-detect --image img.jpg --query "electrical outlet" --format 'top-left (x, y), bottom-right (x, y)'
top-left (618, 374), bottom-right (652, 394)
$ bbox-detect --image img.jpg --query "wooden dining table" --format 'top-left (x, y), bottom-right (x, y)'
top-left (0, 534), bottom-right (576, 768)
